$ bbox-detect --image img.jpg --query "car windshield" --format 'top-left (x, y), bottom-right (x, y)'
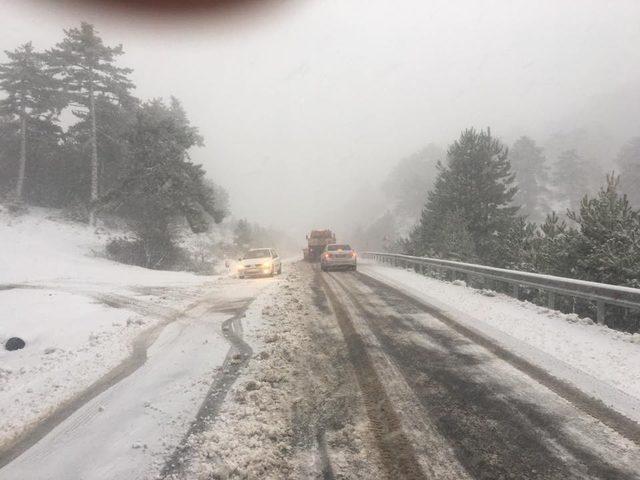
top-left (243, 249), bottom-right (271, 259)
top-left (327, 244), bottom-right (351, 251)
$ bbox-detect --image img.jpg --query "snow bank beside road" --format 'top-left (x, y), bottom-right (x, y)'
top-left (360, 260), bottom-right (640, 420)
top-left (0, 208), bottom-right (217, 450)
top-left (0, 288), bottom-right (143, 447)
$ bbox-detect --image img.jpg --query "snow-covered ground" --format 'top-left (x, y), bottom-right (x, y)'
top-left (0, 207), bottom-right (214, 286)
top-left (0, 305), bottom-right (235, 480)
top-left (169, 263), bottom-right (385, 480)
top-left (0, 208), bottom-right (226, 450)
top-left (360, 260), bottom-right (640, 422)
top-left (5, 206), bottom-right (640, 478)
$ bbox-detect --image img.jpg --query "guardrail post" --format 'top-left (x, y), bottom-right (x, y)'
top-left (512, 284), bottom-right (520, 300)
top-left (548, 292), bottom-right (556, 310)
top-left (597, 300), bottom-right (606, 325)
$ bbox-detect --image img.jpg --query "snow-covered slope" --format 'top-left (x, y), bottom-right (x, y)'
top-left (0, 207), bottom-right (217, 448)
top-left (0, 207), bottom-right (208, 285)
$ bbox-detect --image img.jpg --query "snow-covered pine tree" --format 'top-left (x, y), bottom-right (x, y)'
top-left (98, 98), bottom-right (220, 268)
top-left (616, 137), bottom-right (640, 207)
top-left (411, 128), bottom-right (520, 266)
top-left (509, 136), bottom-right (549, 222)
top-left (65, 94), bottom-right (138, 199)
top-left (531, 211), bottom-right (578, 277)
top-left (47, 23), bottom-right (134, 222)
top-left (429, 210), bottom-right (476, 261)
top-left (0, 42), bottom-right (63, 201)
top-left (568, 174), bottom-right (640, 287)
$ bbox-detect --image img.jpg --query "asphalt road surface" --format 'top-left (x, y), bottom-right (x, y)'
top-left (3, 262), bottom-right (640, 480)
top-left (319, 267), bottom-right (640, 480)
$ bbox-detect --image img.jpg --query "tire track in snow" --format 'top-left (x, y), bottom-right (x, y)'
top-left (319, 271), bottom-right (427, 480)
top-left (0, 294), bottom-right (209, 468)
top-left (334, 270), bottom-right (640, 480)
top-left (160, 298), bottom-right (254, 479)
top-left (354, 270), bottom-right (640, 447)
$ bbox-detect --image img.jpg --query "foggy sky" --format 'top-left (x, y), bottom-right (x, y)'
top-left (1, 0), bottom-right (639, 238)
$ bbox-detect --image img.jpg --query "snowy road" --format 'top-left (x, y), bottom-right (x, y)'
top-left (3, 261), bottom-right (640, 479)
top-left (320, 268), bottom-right (640, 479)
top-left (0, 277), bottom-right (273, 480)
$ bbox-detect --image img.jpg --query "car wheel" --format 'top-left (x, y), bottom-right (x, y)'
top-left (239, 274), bottom-right (245, 279)
top-left (278, 264), bottom-right (282, 274)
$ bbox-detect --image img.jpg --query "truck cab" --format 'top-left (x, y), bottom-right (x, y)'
top-left (305, 229), bottom-right (336, 262)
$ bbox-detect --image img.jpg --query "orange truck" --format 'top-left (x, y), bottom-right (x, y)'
top-left (304, 229), bottom-right (336, 261)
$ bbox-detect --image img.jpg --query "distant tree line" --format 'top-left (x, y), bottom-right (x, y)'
top-left (349, 145), bottom-right (443, 252)
top-left (233, 218), bottom-right (297, 255)
top-left (0, 23), bottom-right (229, 268)
top-left (401, 128), bottom-right (640, 330)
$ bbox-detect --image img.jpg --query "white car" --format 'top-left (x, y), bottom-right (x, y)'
top-left (238, 248), bottom-right (282, 278)
top-left (320, 243), bottom-right (357, 271)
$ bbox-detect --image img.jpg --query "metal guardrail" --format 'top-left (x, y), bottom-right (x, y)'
top-left (364, 252), bottom-right (640, 326)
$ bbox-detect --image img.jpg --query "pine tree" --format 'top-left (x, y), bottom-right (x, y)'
top-left (493, 216), bottom-right (537, 270)
top-left (530, 212), bottom-right (577, 276)
top-left (99, 99), bottom-right (219, 267)
top-left (616, 137), bottom-right (640, 207)
top-left (552, 149), bottom-right (592, 211)
top-left (0, 116), bottom-right (19, 194)
top-left (568, 174), bottom-right (640, 287)
top-left (203, 179), bottom-right (230, 224)
top-left (66, 94), bottom-right (138, 197)
top-left (0, 42), bottom-right (63, 200)
top-left (509, 136), bottom-right (549, 222)
top-left (429, 210), bottom-right (477, 261)
top-left (412, 128), bottom-right (519, 265)
top-left (48, 23), bottom-right (133, 222)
